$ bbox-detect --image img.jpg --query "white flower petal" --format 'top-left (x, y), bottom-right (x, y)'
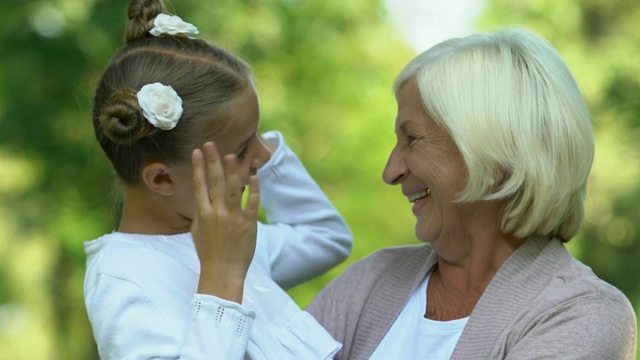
top-left (149, 14), bottom-right (199, 37)
top-left (137, 82), bottom-right (183, 131)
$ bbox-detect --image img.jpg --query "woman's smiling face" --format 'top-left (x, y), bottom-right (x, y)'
top-left (382, 80), bottom-right (470, 244)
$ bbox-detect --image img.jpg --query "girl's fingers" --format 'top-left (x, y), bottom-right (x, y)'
top-left (223, 154), bottom-right (242, 216)
top-left (192, 149), bottom-right (209, 211)
top-left (203, 142), bottom-right (226, 210)
top-left (243, 176), bottom-right (260, 222)
top-left (196, 143), bottom-right (256, 221)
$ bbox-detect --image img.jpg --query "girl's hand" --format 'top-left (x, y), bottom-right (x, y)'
top-left (191, 142), bottom-right (260, 303)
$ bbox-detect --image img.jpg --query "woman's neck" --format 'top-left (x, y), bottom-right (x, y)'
top-left (425, 234), bottom-right (525, 321)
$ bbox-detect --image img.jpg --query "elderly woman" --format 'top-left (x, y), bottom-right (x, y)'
top-left (309, 28), bottom-right (637, 359)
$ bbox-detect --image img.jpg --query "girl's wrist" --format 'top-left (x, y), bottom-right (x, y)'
top-left (197, 271), bottom-right (246, 303)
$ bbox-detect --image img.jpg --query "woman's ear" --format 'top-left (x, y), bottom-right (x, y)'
top-left (141, 163), bottom-right (176, 196)
top-left (490, 165), bottom-right (512, 193)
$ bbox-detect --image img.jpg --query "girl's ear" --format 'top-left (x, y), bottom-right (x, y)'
top-left (141, 163), bottom-right (176, 196)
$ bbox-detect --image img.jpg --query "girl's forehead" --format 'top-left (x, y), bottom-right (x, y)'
top-left (203, 90), bottom-right (260, 151)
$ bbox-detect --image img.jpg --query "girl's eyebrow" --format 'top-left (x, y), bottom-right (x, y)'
top-left (235, 132), bottom-right (255, 152)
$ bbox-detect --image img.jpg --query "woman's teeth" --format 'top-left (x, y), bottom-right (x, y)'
top-left (408, 189), bottom-right (431, 203)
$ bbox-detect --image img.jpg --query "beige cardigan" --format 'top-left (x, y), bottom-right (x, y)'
top-left (308, 237), bottom-right (637, 359)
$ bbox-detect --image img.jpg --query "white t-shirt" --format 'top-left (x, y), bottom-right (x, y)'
top-left (370, 272), bottom-right (469, 360)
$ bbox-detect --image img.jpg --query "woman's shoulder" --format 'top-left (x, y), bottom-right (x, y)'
top-left (517, 237), bottom-right (633, 311)
top-left (505, 258), bottom-right (638, 357)
top-left (360, 243), bottom-right (427, 264)
top-left (308, 243), bottom-right (433, 347)
top-left (550, 256), bottom-right (634, 313)
top-left (516, 251), bottom-right (637, 346)
top-left (330, 244), bottom-right (429, 286)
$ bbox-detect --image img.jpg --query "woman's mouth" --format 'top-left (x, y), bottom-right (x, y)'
top-left (408, 188), bottom-right (431, 203)
top-left (409, 188), bottom-right (431, 214)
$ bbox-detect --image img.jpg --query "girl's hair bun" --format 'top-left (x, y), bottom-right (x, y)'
top-left (98, 88), bottom-right (157, 144)
top-left (126, 0), bottom-right (165, 44)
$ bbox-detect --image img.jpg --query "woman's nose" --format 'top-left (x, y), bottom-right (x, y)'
top-left (382, 147), bottom-right (408, 185)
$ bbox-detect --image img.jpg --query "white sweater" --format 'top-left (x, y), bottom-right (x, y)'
top-left (84, 131), bottom-right (353, 359)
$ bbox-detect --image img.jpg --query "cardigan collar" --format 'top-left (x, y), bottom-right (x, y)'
top-left (350, 236), bottom-right (569, 359)
top-left (452, 236), bottom-right (570, 358)
top-left (349, 244), bottom-right (437, 359)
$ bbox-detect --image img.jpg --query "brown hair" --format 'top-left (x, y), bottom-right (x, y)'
top-left (93, 0), bottom-right (252, 184)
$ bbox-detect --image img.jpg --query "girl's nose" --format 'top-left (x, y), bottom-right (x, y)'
top-left (251, 133), bottom-right (272, 172)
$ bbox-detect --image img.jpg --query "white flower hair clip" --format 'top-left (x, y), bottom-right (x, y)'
top-left (137, 82), bottom-right (183, 130)
top-left (149, 13), bottom-right (199, 37)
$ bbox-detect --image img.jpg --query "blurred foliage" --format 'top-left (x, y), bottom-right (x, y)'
top-left (0, 0), bottom-right (637, 359)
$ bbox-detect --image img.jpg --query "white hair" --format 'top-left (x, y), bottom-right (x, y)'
top-left (394, 28), bottom-right (594, 241)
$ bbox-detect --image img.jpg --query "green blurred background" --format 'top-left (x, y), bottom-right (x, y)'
top-left (0, 0), bottom-right (638, 358)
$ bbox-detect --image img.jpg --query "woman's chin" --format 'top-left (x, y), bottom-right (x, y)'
top-left (415, 220), bottom-right (439, 244)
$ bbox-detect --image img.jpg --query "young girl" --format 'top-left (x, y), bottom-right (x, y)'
top-left (83, 0), bottom-right (353, 358)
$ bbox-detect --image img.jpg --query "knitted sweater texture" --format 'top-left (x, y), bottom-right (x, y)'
top-left (308, 237), bottom-right (637, 359)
